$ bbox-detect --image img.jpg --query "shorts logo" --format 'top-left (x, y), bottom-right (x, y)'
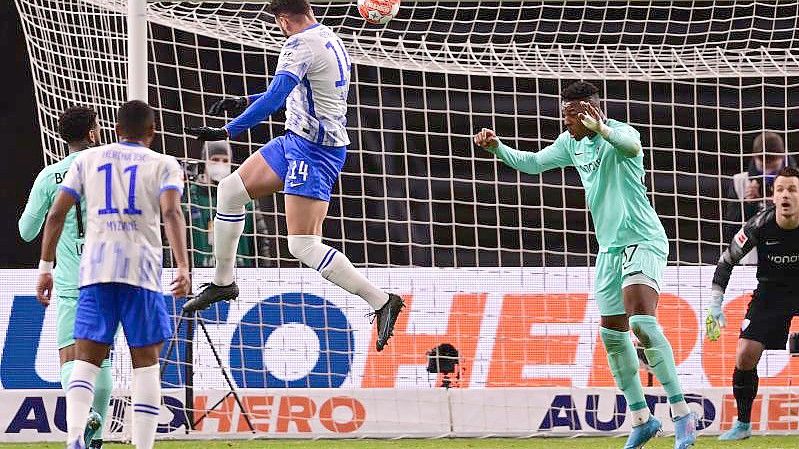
top-left (287, 160), bottom-right (309, 188)
top-left (734, 229), bottom-right (748, 247)
top-left (741, 318), bottom-right (751, 331)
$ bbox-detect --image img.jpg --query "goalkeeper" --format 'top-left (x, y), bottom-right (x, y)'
top-left (706, 166), bottom-right (799, 441)
top-left (474, 82), bottom-right (696, 449)
top-left (18, 106), bottom-right (111, 449)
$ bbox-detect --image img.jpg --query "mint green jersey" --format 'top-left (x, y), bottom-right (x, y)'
top-left (19, 152), bottom-right (85, 297)
top-left (489, 119), bottom-right (668, 254)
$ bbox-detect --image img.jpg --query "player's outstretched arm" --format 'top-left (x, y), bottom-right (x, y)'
top-left (186, 73), bottom-right (299, 142)
top-left (578, 101), bottom-right (642, 158)
top-left (36, 190), bottom-right (74, 305)
top-left (473, 127), bottom-right (571, 175)
top-left (161, 189), bottom-right (191, 298)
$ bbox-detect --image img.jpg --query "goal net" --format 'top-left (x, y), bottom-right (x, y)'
top-left (12, 0), bottom-right (799, 438)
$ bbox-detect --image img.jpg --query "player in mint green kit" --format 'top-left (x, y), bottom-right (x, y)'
top-left (474, 82), bottom-right (696, 449)
top-left (18, 107), bottom-right (112, 449)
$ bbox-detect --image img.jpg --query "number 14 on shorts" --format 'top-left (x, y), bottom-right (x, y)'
top-left (287, 160), bottom-right (309, 187)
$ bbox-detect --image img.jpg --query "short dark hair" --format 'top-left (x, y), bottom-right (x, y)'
top-left (776, 166), bottom-right (799, 182)
top-left (266, 0), bottom-right (311, 16)
top-left (117, 100), bottom-right (154, 139)
top-left (58, 106), bottom-right (97, 144)
top-left (561, 81), bottom-right (600, 101)
top-left (752, 131), bottom-right (785, 155)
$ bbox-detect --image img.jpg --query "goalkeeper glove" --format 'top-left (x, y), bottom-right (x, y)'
top-left (208, 96), bottom-right (248, 116)
top-left (705, 289), bottom-right (727, 342)
top-left (185, 126), bottom-right (228, 142)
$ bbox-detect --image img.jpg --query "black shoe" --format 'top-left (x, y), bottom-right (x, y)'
top-left (182, 282), bottom-right (239, 312)
top-left (89, 439), bottom-right (103, 449)
top-left (369, 294), bottom-right (405, 352)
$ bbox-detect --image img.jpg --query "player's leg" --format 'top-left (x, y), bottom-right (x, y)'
top-left (184, 139), bottom-right (285, 311)
top-left (57, 295), bottom-right (112, 448)
top-left (622, 246), bottom-right (695, 449)
top-left (595, 251), bottom-right (660, 449)
top-left (67, 285), bottom-right (119, 449)
top-left (720, 291), bottom-right (784, 441)
top-left (718, 338), bottom-right (763, 440)
top-left (120, 283), bottom-right (174, 449)
top-left (280, 134), bottom-right (402, 351)
top-left (284, 194), bottom-right (403, 350)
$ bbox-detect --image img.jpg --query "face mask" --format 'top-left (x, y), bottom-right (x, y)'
top-left (206, 162), bottom-right (231, 182)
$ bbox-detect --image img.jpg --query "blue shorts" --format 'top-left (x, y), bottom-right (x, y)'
top-left (75, 282), bottom-right (173, 348)
top-left (260, 131), bottom-right (347, 202)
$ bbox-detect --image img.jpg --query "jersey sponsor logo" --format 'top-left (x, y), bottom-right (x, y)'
top-left (734, 228), bottom-right (748, 247)
top-left (765, 240), bottom-right (779, 245)
top-left (575, 156), bottom-right (601, 174)
top-left (766, 254), bottom-right (799, 264)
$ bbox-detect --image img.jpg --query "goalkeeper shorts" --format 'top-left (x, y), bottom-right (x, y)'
top-left (594, 244), bottom-right (667, 317)
top-left (260, 131), bottom-right (347, 202)
top-left (740, 288), bottom-right (799, 350)
top-left (75, 282), bottom-right (172, 348)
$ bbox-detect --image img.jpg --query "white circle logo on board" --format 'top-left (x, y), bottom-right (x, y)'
top-left (263, 323), bottom-right (321, 381)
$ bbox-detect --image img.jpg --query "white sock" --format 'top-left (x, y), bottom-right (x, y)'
top-left (631, 407), bottom-right (652, 426)
top-left (212, 172), bottom-right (250, 286)
top-left (671, 400), bottom-right (691, 419)
top-left (288, 235), bottom-right (389, 310)
top-left (66, 361), bottom-right (100, 445)
top-left (131, 364), bottom-right (161, 449)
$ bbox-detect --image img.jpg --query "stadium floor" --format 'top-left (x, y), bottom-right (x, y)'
top-left (2, 437), bottom-right (799, 449)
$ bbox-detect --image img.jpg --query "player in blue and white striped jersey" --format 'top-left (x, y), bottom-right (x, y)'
top-left (184, 0), bottom-right (403, 352)
top-left (36, 101), bottom-right (190, 449)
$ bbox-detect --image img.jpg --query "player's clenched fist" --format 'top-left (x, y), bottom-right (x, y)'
top-left (473, 128), bottom-right (499, 150)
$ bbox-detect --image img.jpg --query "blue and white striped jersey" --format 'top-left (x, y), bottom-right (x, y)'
top-left (60, 142), bottom-right (184, 292)
top-left (276, 23), bottom-right (351, 147)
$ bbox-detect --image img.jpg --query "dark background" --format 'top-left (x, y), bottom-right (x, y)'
top-left (0, 1), bottom-right (43, 267)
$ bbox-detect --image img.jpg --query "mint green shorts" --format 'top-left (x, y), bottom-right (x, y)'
top-left (594, 244), bottom-right (667, 317)
top-left (56, 295), bottom-right (78, 350)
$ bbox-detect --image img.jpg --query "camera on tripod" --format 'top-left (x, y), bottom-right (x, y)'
top-left (789, 332), bottom-right (799, 356)
top-left (426, 343), bottom-right (461, 388)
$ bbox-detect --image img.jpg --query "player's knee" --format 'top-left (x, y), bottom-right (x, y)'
top-left (216, 172), bottom-right (250, 211)
top-left (287, 235), bottom-right (323, 264)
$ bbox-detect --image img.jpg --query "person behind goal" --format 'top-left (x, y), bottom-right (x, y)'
top-left (706, 166), bottom-right (799, 440)
top-left (36, 100), bottom-right (191, 449)
top-left (19, 106), bottom-right (110, 448)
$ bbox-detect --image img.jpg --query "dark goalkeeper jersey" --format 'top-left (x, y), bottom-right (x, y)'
top-left (713, 205), bottom-right (799, 292)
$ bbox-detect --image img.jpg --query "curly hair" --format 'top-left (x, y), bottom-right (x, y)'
top-left (560, 81), bottom-right (600, 101)
top-left (58, 106), bottom-right (97, 144)
top-left (266, 0), bottom-right (311, 16)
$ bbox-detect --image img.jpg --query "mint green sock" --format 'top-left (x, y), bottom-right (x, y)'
top-left (60, 360), bottom-right (75, 392)
top-left (91, 358), bottom-right (113, 440)
top-left (600, 327), bottom-right (648, 413)
top-left (629, 315), bottom-right (686, 407)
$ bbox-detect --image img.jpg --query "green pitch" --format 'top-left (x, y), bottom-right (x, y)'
top-left (2, 437), bottom-right (799, 449)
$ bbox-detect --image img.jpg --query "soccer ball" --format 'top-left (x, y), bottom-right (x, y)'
top-left (357, 0), bottom-right (400, 25)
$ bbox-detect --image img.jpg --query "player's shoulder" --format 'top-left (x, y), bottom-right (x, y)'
top-left (745, 205), bottom-right (776, 232)
top-left (287, 23), bottom-right (335, 48)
